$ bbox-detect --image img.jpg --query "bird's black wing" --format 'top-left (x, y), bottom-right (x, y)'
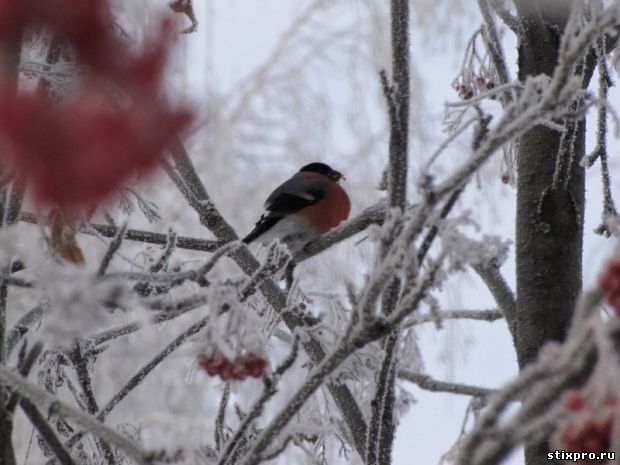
top-left (242, 175), bottom-right (328, 244)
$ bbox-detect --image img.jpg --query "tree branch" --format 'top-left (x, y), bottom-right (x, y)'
top-left (472, 263), bottom-right (516, 337)
top-left (0, 365), bottom-right (148, 464)
top-left (398, 371), bottom-right (495, 398)
top-left (19, 212), bottom-right (220, 253)
top-left (165, 138), bottom-right (370, 457)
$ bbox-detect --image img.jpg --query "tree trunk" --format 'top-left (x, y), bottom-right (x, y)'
top-left (515, 3), bottom-right (590, 465)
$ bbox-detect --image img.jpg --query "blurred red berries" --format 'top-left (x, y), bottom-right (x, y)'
top-left (598, 257), bottom-right (620, 315)
top-left (563, 390), bottom-right (586, 412)
top-left (198, 352), bottom-right (267, 381)
top-left (554, 391), bottom-right (617, 461)
top-left (0, 0), bottom-right (192, 208)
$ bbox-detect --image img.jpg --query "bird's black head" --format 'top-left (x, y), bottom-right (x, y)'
top-left (300, 162), bottom-right (344, 181)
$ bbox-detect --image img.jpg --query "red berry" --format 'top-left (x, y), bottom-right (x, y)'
top-left (563, 390), bottom-right (586, 412)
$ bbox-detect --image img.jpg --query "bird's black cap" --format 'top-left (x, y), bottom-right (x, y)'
top-left (299, 162), bottom-right (343, 181)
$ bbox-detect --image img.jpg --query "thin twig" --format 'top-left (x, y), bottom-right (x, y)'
top-left (0, 365), bottom-right (148, 463)
top-left (20, 398), bottom-right (77, 465)
top-left (165, 138), bottom-right (370, 457)
top-left (97, 223), bottom-right (127, 278)
top-left (19, 212), bottom-right (220, 253)
top-left (471, 263), bottom-right (516, 337)
top-left (398, 371), bottom-right (495, 398)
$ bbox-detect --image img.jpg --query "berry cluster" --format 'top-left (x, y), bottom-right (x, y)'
top-left (0, 0), bottom-right (192, 208)
top-left (198, 352), bottom-right (267, 382)
top-left (454, 76), bottom-right (495, 100)
top-left (554, 390), bottom-right (616, 459)
top-left (598, 257), bottom-right (620, 315)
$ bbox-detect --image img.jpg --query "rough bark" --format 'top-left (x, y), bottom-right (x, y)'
top-left (514, 3), bottom-right (591, 464)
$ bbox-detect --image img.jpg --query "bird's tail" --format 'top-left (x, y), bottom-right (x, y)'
top-left (242, 216), bottom-right (279, 244)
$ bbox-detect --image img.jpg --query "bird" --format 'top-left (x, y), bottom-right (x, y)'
top-left (243, 162), bottom-right (351, 253)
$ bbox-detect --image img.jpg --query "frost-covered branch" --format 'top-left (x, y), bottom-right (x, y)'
top-left (590, 41), bottom-right (618, 236)
top-left (488, 0), bottom-right (519, 32)
top-left (367, 2), bottom-right (410, 458)
top-left (0, 365), bottom-right (149, 464)
top-left (243, 254), bottom-right (444, 465)
top-left (19, 211), bottom-right (220, 253)
top-left (477, 0), bottom-right (512, 104)
top-left (384, 0), bottom-right (410, 211)
top-left (471, 263), bottom-right (516, 336)
top-left (365, 332), bottom-right (398, 465)
top-left (97, 222), bottom-right (127, 278)
top-left (5, 302), bottom-right (51, 358)
top-left (63, 316), bottom-right (210, 455)
top-left (20, 398), bottom-right (77, 465)
top-left (434, 2), bottom-right (620, 201)
top-left (294, 201), bottom-right (386, 262)
top-left (455, 287), bottom-right (604, 465)
top-left (219, 338), bottom-right (299, 465)
top-left (165, 138), bottom-right (369, 457)
top-left (97, 316), bottom-right (209, 422)
top-left (404, 308), bottom-right (503, 328)
top-left (398, 371), bottom-right (495, 398)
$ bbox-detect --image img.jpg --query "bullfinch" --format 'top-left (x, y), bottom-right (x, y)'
top-left (243, 162), bottom-right (351, 252)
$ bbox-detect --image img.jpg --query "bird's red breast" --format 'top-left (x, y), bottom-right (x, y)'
top-left (296, 171), bottom-right (350, 233)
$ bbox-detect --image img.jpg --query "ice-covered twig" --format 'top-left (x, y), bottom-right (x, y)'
top-left (68, 343), bottom-right (117, 464)
top-left (398, 371), bottom-right (495, 398)
top-left (384, 0), bottom-right (409, 211)
top-left (6, 302), bottom-right (51, 358)
top-left (489, 0), bottom-right (519, 32)
top-left (242, 255), bottom-right (445, 465)
top-left (97, 316), bottom-right (209, 422)
top-left (165, 138), bottom-right (369, 456)
top-left (591, 42), bottom-right (618, 236)
top-left (294, 201), bottom-right (386, 262)
top-left (218, 337), bottom-right (300, 465)
top-left (20, 397), bottom-right (77, 465)
top-left (365, 331), bottom-right (398, 465)
top-left (19, 211), bottom-right (221, 253)
top-left (404, 308), bottom-right (503, 328)
top-left (96, 222), bottom-right (127, 278)
top-left (215, 383), bottom-right (230, 453)
top-left (64, 316), bottom-right (210, 453)
top-left (477, 0), bottom-right (513, 104)
top-left (455, 311), bottom-right (598, 465)
top-left (4, 178), bottom-right (25, 227)
top-left (434, 2), bottom-right (620, 202)
top-left (0, 365), bottom-right (148, 463)
top-left (471, 263), bottom-right (516, 336)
